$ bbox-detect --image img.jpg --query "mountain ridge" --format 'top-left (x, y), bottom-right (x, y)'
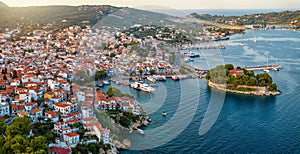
top-left (190, 10), bottom-right (300, 27)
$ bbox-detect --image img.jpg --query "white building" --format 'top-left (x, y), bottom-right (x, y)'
top-left (76, 91), bottom-right (85, 102)
top-left (0, 101), bottom-right (10, 117)
top-left (53, 103), bottom-right (71, 115)
top-left (63, 132), bottom-right (80, 148)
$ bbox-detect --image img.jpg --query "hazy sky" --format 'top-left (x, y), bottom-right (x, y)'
top-left (1, 0), bottom-right (300, 9)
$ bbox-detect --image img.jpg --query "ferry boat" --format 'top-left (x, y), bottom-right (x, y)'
top-left (146, 76), bottom-right (156, 83)
top-left (140, 84), bottom-right (155, 92)
top-left (130, 82), bottom-right (155, 92)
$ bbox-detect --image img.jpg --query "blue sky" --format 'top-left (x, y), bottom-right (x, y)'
top-left (1, 0), bottom-right (300, 9)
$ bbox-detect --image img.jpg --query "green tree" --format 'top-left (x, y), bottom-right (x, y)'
top-left (149, 69), bottom-right (156, 75)
top-left (119, 116), bottom-right (131, 128)
top-left (110, 53), bottom-right (116, 58)
top-left (5, 125), bottom-right (22, 138)
top-left (0, 121), bottom-right (6, 135)
top-left (107, 87), bottom-right (115, 97)
top-left (88, 143), bottom-right (98, 154)
top-left (46, 132), bottom-right (56, 144)
top-left (138, 69), bottom-right (144, 76)
top-left (12, 70), bottom-right (18, 79)
top-left (3, 74), bottom-right (7, 80)
top-left (268, 83), bottom-right (277, 91)
top-left (9, 135), bottom-right (29, 154)
top-left (0, 136), bottom-right (6, 153)
top-left (95, 70), bottom-right (108, 81)
top-left (12, 117), bottom-right (31, 135)
top-left (30, 136), bottom-right (48, 153)
top-left (72, 122), bottom-right (81, 128)
top-left (225, 64), bottom-right (234, 70)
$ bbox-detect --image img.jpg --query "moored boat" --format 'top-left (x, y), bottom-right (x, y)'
top-left (147, 76), bottom-right (156, 83)
top-left (171, 75), bottom-right (179, 81)
top-left (103, 80), bottom-right (110, 85)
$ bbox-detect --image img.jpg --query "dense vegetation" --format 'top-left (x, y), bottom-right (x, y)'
top-left (119, 112), bottom-right (140, 128)
top-left (73, 70), bottom-right (94, 87)
top-left (0, 117), bottom-right (48, 154)
top-left (191, 10), bottom-right (300, 28)
top-left (72, 141), bottom-right (111, 154)
top-left (106, 86), bottom-right (134, 99)
top-left (206, 64), bottom-right (278, 92)
top-left (95, 70), bottom-right (108, 81)
top-left (123, 25), bottom-right (191, 44)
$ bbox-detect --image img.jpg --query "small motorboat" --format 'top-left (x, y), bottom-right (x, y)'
top-left (162, 112), bottom-right (167, 116)
top-left (136, 128), bottom-right (145, 135)
top-left (103, 80), bottom-right (110, 85)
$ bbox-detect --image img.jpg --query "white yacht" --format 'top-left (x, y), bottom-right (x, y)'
top-left (140, 83), bottom-right (155, 92)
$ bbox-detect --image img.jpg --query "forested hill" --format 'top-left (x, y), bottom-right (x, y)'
top-left (190, 10), bottom-right (300, 28)
top-left (0, 2), bottom-right (120, 33)
top-left (0, 1), bottom-right (8, 7)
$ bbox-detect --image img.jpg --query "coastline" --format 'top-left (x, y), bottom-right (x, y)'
top-left (207, 80), bottom-right (281, 96)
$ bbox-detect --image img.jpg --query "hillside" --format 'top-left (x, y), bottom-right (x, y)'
top-left (93, 7), bottom-right (179, 30)
top-left (0, 2), bottom-right (206, 40)
top-left (0, 3), bottom-right (120, 33)
top-left (0, 1), bottom-right (8, 7)
top-left (190, 10), bottom-right (300, 28)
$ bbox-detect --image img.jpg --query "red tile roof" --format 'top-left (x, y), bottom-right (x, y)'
top-left (49, 147), bottom-right (70, 154)
top-left (45, 111), bottom-right (58, 117)
top-left (64, 132), bottom-right (79, 137)
top-left (54, 103), bottom-right (70, 108)
top-left (25, 102), bottom-right (37, 107)
top-left (30, 108), bottom-right (41, 114)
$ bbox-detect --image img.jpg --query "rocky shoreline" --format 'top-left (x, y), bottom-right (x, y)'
top-left (208, 80), bottom-right (281, 96)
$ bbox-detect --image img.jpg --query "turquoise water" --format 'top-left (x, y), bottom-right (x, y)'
top-left (114, 30), bottom-right (300, 153)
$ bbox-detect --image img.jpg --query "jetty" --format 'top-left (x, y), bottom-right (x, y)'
top-left (245, 65), bottom-right (282, 71)
top-left (181, 45), bottom-right (226, 50)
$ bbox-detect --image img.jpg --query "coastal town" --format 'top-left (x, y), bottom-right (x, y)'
top-left (0, 22), bottom-right (211, 153)
top-left (0, 3), bottom-right (291, 154)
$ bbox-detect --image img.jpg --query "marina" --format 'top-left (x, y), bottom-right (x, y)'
top-left (124, 30), bottom-right (300, 153)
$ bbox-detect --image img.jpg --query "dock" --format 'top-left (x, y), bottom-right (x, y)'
top-left (245, 65), bottom-right (282, 71)
top-left (181, 45), bottom-right (226, 50)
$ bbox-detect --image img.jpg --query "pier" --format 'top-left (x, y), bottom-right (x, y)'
top-left (181, 45), bottom-right (226, 50)
top-left (245, 65), bottom-right (282, 71)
